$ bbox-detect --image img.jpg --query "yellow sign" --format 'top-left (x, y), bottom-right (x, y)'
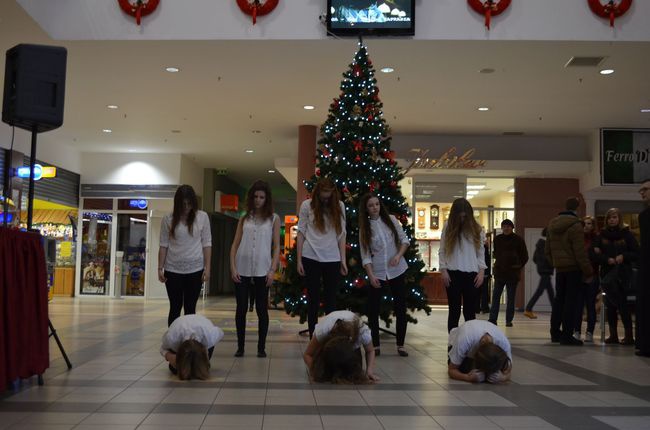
top-left (60, 241), bottom-right (72, 257)
top-left (406, 147), bottom-right (487, 172)
top-left (42, 166), bottom-right (57, 178)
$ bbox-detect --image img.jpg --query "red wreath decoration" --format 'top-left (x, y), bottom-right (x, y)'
top-left (237, 0), bottom-right (279, 25)
top-left (118, 0), bottom-right (159, 25)
top-left (588, 0), bottom-right (632, 27)
top-left (467, 0), bottom-right (511, 30)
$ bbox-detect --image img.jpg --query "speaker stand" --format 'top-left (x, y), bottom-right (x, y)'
top-left (26, 127), bottom-right (73, 385)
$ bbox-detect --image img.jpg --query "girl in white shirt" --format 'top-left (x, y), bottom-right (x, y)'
top-left (161, 314), bottom-right (224, 380)
top-left (296, 178), bottom-right (348, 337)
top-left (158, 185), bottom-right (212, 327)
top-left (303, 310), bottom-right (378, 383)
top-left (438, 198), bottom-right (487, 332)
top-left (230, 180), bottom-right (280, 358)
top-left (359, 193), bottom-right (410, 357)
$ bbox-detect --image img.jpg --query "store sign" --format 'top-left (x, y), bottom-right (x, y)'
top-left (15, 164), bottom-right (57, 181)
top-left (406, 147), bottom-right (487, 172)
top-left (601, 129), bottom-right (650, 185)
top-left (0, 213), bottom-right (14, 223)
top-left (128, 199), bottom-right (148, 209)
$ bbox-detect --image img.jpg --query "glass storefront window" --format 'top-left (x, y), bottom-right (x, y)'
top-left (80, 212), bottom-right (112, 295)
top-left (117, 213), bottom-right (148, 296)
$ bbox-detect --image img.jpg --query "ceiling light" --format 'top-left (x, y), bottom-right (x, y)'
top-left (466, 190), bottom-right (480, 196)
top-left (380, 67), bottom-right (394, 73)
top-left (165, 67), bottom-right (180, 73)
top-left (106, 105), bottom-right (118, 109)
top-left (479, 68), bottom-right (495, 74)
top-left (507, 186), bottom-right (515, 193)
top-left (268, 169), bottom-right (276, 173)
top-left (102, 129), bottom-right (112, 133)
top-left (467, 184), bottom-right (486, 190)
top-left (477, 107), bottom-right (490, 112)
top-left (303, 105), bottom-right (315, 110)
top-left (641, 109), bottom-right (650, 113)
top-left (245, 149), bottom-right (254, 153)
top-left (128, 149), bottom-right (136, 152)
top-left (599, 69), bottom-right (614, 75)
top-left (466, 195), bottom-right (474, 200)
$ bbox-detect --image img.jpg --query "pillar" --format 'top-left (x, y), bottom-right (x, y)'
top-left (297, 125), bottom-right (317, 213)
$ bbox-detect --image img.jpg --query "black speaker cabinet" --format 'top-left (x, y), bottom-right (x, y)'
top-left (2, 44), bottom-right (67, 133)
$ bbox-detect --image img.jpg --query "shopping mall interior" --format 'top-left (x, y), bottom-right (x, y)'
top-left (1, 1), bottom-right (650, 429)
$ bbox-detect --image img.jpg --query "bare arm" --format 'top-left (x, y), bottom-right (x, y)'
top-left (296, 232), bottom-right (306, 276)
top-left (363, 263), bottom-right (380, 288)
top-left (363, 342), bottom-right (379, 381)
top-left (303, 335), bottom-right (321, 377)
top-left (202, 246), bottom-right (212, 283)
top-left (158, 246), bottom-right (168, 282)
top-left (338, 233), bottom-right (348, 276)
top-left (229, 218), bottom-right (244, 283)
top-left (448, 362), bottom-right (484, 383)
top-left (267, 217), bottom-right (281, 286)
top-left (164, 351), bottom-right (177, 368)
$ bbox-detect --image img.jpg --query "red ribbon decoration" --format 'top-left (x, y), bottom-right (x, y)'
top-left (236, 0), bottom-right (279, 25)
top-left (117, 0), bottom-right (160, 26)
top-left (467, 0), bottom-right (511, 30)
top-left (587, 0), bottom-right (633, 27)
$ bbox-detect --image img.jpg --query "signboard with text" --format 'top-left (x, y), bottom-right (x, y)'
top-left (601, 128), bottom-right (650, 185)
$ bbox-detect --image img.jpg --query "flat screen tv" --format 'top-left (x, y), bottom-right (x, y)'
top-left (327, 0), bottom-right (415, 37)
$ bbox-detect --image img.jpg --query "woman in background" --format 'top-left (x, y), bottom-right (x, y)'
top-left (158, 185), bottom-right (212, 326)
top-left (230, 180), bottom-right (280, 358)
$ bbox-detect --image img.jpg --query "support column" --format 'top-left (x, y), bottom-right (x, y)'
top-left (297, 125), bottom-right (317, 213)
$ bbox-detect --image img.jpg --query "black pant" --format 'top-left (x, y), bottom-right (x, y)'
top-left (165, 270), bottom-right (203, 327)
top-left (603, 281), bottom-right (633, 330)
top-left (367, 273), bottom-right (407, 347)
top-left (302, 257), bottom-right (340, 335)
top-left (550, 270), bottom-right (582, 340)
top-left (476, 276), bottom-right (491, 313)
top-left (526, 273), bottom-right (554, 312)
top-left (575, 278), bottom-right (598, 334)
top-left (235, 276), bottom-right (269, 352)
top-left (489, 278), bottom-right (518, 324)
top-left (446, 270), bottom-right (477, 332)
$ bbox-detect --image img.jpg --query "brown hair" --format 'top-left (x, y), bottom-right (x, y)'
top-left (565, 197), bottom-right (580, 212)
top-left (176, 339), bottom-right (210, 380)
top-left (311, 336), bottom-right (369, 384)
top-left (358, 193), bottom-right (402, 254)
top-left (442, 198), bottom-right (482, 256)
top-left (473, 343), bottom-right (511, 377)
top-left (582, 215), bottom-right (599, 234)
top-left (171, 185), bottom-right (198, 239)
top-left (245, 180), bottom-right (273, 220)
top-left (310, 178), bottom-right (344, 235)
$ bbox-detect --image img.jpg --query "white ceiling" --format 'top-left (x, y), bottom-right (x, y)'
top-left (2, 1), bottom-right (650, 198)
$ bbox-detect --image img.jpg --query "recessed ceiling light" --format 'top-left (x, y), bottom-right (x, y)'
top-left (106, 105), bottom-right (118, 109)
top-left (171, 130), bottom-right (181, 133)
top-left (479, 68), bottom-right (495, 74)
top-left (599, 69), bottom-right (614, 75)
top-left (477, 107), bottom-right (490, 111)
top-left (507, 186), bottom-right (516, 193)
top-left (466, 195), bottom-right (474, 200)
top-left (128, 149), bottom-right (136, 152)
top-left (245, 149), bottom-right (254, 153)
top-left (251, 130), bottom-right (262, 134)
top-left (165, 67), bottom-right (180, 73)
top-left (102, 129), bottom-right (112, 133)
top-left (467, 184), bottom-right (486, 190)
top-left (641, 109), bottom-right (650, 113)
top-left (380, 67), bottom-right (395, 73)
top-left (303, 105), bottom-right (315, 110)
top-left (268, 169), bottom-right (276, 173)
top-left (466, 190), bottom-right (480, 196)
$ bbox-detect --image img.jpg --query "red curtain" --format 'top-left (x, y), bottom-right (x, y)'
top-left (0, 227), bottom-right (50, 391)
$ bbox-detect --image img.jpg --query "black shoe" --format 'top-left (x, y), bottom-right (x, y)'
top-left (505, 322), bottom-right (513, 327)
top-left (560, 336), bottom-right (583, 346)
top-left (635, 351), bottom-right (650, 357)
top-left (374, 347), bottom-right (380, 356)
top-left (397, 347), bottom-right (408, 357)
top-left (234, 349), bottom-right (244, 357)
top-left (488, 320), bottom-right (497, 325)
top-left (168, 364), bottom-right (177, 375)
top-left (257, 350), bottom-right (267, 358)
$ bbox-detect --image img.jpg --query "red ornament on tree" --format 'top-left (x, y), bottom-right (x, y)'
top-left (390, 181), bottom-right (397, 188)
top-left (353, 64), bottom-right (362, 77)
top-left (354, 278), bottom-right (365, 288)
top-left (353, 140), bottom-right (363, 152)
top-left (368, 114), bottom-right (374, 121)
top-left (334, 131), bottom-right (342, 140)
top-left (315, 168), bottom-right (321, 177)
top-left (355, 155), bottom-right (361, 162)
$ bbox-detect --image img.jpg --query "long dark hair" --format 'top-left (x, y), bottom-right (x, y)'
top-left (176, 339), bottom-right (210, 380)
top-left (311, 317), bottom-right (369, 384)
top-left (245, 180), bottom-right (273, 220)
top-left (171, 185), bottom-right (198, 239)
top-left (310, 178), bottom-right (343, 235)
top-left (443, 198), bottom-right (482, 256)
top-left (358, 193), bottom-right (401, 254)
top-left (474, 343), bottom-right (511, 377)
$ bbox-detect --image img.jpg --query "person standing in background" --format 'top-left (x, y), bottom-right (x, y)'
top-left (489, 220), bottom-right (529, 327)
top-left (439, 198), bottom-right (486, 332)
top-left (477, 233), bottom-right (492, 314)
top-left (524, 228), bottom-right (555, 319)
top-left (158, 185), bottom-right (212, 327)
top-left (230, 180), bottom-right (280, 358)
top-left (545, 197), bottom-right (593, 346)
top-left (636, 180), bottom-right (650, 357)
top-left (296, 178), bottom-right (348, 337)
top-left (574, 216), bottom-right (599, 342)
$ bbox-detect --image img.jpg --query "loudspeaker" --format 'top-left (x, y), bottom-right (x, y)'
top-left (2, 44), bottom-right (67, 133)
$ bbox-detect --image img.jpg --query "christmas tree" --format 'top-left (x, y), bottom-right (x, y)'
top-left (276, 41), bottom-right (431, 328)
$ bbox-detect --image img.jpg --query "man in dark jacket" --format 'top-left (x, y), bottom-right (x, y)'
top-left (524, 228), bottom-right (554, 319)
top-left (637, 180), bottom-right (650, 357)
top-left (545, 197), bottom-right (594, 346)
top-left (489, 220), bottom-right (529, 327)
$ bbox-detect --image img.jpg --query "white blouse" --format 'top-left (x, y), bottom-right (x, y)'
top-left (160, 314), bottom-right (224, 357)
top-left (160, 210), bottom-right (212, 274)
top-left (438, 223), bottom-right (487, 273)
top-left (360, 215), bottom-right (409, 281)
top-left (297, 199), bottom-right (346, 263)
top-left (235, 213), bottom-right (278, 277)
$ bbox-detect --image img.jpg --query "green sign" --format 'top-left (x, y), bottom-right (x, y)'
top-left (601, 128), bottom-right (650, 185)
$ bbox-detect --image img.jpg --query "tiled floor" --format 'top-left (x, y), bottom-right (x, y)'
top-left (2, 297), bottom-right (650, 429)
